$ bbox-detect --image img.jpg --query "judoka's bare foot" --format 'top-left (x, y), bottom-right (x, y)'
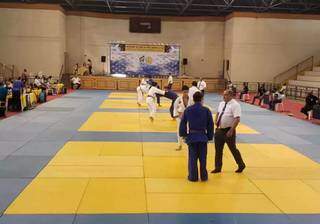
top-left (175, 146), bottom-right (182, 151)
top-left (158, 104), bottom-right (162, 107)
top-left (149, 117), bottom-right (154, 122)
top-left (137, 103), bottom-right (141, 107)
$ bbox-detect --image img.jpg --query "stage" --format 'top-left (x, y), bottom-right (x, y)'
top-left (79, 76), bottom-right (226, 92)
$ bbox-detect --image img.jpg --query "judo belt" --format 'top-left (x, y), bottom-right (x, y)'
top-left (216, 127), bottom-right (231, 131)
top-left (189, 129), bottom-right (206, 134)
top-left (147, 95), bottom-right (155, 99)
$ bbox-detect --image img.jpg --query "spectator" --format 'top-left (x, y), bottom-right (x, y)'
top-left (227, 81), bottom-right (236, 96)
top-left (34, 76), bottom-right (42, 88)
top-left (239, 82), bottom-right (249, 100)
top-left (21, 69), bottom-right (28, 84)
top-left (71, 76), bottom-right (81, 89)
top-left (87, 59), bottom-right (93, 75)
top-left (12, 77), bottom-right (24, 111)
top-left (279, 83), bottom-right (287, 93)
top-left (79, 63), bottom-right (89, 76)
top-left (5, 79), bottom-right (13, 90)
top-left (269, 89), bottom-right (285, 111)
top-left (0, 81), bottom-right (8, 102)
top-left (252, 83), bottom-right (266, 105)
top-left (301, 91), bottom-right (318, 118)
top-left (73, 63), bottom-right (79, 76)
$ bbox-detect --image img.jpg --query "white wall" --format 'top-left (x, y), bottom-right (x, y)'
top-left (2, 6), bottom-right (320, 82)
top-left (0, 8), bottom-right (66, 77)
top-left (227, 17), bottom-right (320, 82)
top-left (66, 16), bottom-right (225, 78)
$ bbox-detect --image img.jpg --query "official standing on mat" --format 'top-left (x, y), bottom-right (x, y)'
top-left (146, 82), bottom-right (165, 122)
top-left (212, 89), bottom-right (246, 174)
top-left (180, 92), bottom-right (214, 182)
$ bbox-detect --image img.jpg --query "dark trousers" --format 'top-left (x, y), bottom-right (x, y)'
top-left (188, 142), bottom-right (208, 181)
top-left (269, 99), bottom-right (282, 111)
top-left (301, 104), bottom-right (313, 116)
top-left (239, 91), bottom-right (248, 100)
top-left (214, 128), bottom-right (245, 170)
top-left (12, 90), bottom-right (21, 111)
top-left (169, 100), bottom-right (175, 118)
top-left (201, 90), bottom-right (205, 96)
top-left (72, 83), bottom-right (81, 90)
top-left (89, 65), bottom-right (92, 74)
top-left (168, 83), bottom-right (172, 89)
top-left (252, 95), bottom-right (263, 105)
top-left (156, 94), bottom-right (161, 105)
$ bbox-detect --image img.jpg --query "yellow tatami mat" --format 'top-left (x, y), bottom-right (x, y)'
top-left (79, 112), bottom-right (259, 133)
top-left (147, 193), bottom-right (281, 213)
top-left (78, 178), bottom-right (147, 214)
top-left (6, 140), bottom-right (320, 215)
top-left (100, 99), bottom-right (172, 109)
top-left (108, 92), bottom-right (137, 99)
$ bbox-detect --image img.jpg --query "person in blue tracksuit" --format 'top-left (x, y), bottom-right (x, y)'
top-left (179, 92), bottom-right (214, 182)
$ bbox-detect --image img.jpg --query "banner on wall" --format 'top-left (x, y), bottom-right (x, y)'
top-left (110, 43), bottom-right (180, 76)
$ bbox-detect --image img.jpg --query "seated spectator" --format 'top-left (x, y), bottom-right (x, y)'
top-left (12, 77), bottom-right (24, 111)
top-left (73, 63), bottom-right (79, 76)
top-left (0, 81), bottom-right (7, 116)
top-left (239, 82), bottom-right (249, 100)
top-left (79, 63), bottom-right (89, 76)
top-left (21, 69), bottom-right (28, 85)
top-left (34, 76), bottom-right (42, 88)
top-left (227, 81), bottom-right (236, 96)
top-left (5, 79), bottom-right (13, 90)
top-left (0, 81), bottom-right (8, 102)
top-left (252, 83), bottom-right (266, 105)
top-left (71, 76), bottom-right (81, 89)
top-left (279, 83), bottom-right (287, 93)
top-left (301, 91), bottom-right (318, 119)
top-left (269, 90), bottom-right (285, 111)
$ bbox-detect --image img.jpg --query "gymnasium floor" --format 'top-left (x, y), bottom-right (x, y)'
top-left (0, 90), bottom-right (320, 224)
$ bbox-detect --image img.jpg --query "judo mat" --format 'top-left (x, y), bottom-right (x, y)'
top-left (1, 90), bottom-right (320, 224)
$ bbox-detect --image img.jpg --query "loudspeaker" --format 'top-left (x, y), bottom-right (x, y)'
top-left (101, 56), bottom-right (106, 63)
top-left (183, 58), bottom-right (188, 65)
top-left (226, 60), bottom-right (230, 71)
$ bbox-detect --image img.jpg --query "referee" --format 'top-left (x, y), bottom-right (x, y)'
top-left (211, 89), bottom-right (246, 173)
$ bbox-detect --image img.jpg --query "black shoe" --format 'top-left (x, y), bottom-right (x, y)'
top-left (235, 165), bottom-right (246, 173)
top-left (211, 169), bottom-right (221, 173)
top-left (188, 178), bottom-right (198, 182)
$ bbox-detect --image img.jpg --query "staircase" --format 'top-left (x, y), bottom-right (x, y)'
top-left (273, 54), bottom-right (320, 99)
top-left (289, 66), bottom-right (320, 88)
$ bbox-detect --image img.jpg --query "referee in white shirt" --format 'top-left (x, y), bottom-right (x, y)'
top-left (211, 89), bottom-right (246, 173)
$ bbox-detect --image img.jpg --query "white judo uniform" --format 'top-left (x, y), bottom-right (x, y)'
top-left (146, 86), bottom-right (165, 119)
top-left (137, 78), bottom-right (149, 105)
top-left (188, 86), bottom-right (201, 106)
top-left (173, 96), bottom-right (188, 147)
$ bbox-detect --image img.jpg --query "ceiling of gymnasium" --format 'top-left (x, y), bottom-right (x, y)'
top-left (3, 0), bottom-right (320, 16)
